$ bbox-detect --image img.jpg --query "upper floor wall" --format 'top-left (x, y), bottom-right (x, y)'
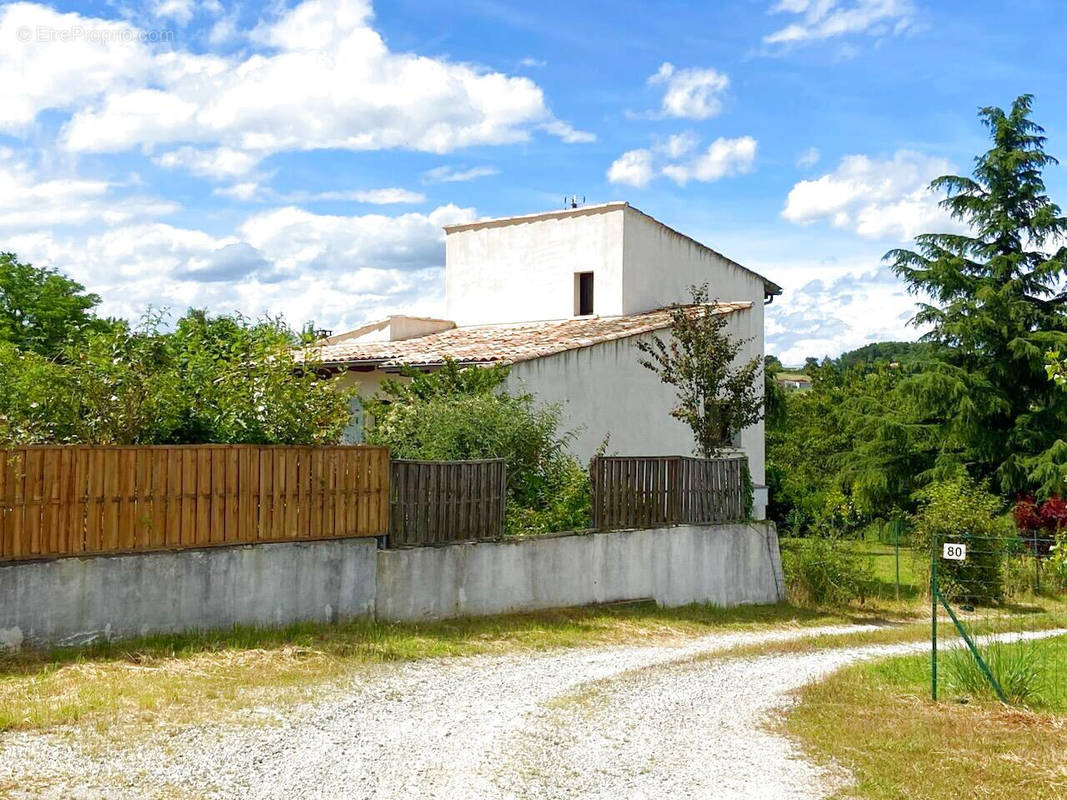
top-left (620, 206), bottom-right (770, 313)
top-left (444, 202), bottom-right (777, 326)
top-left (444, 204), bottom-right (626, 325)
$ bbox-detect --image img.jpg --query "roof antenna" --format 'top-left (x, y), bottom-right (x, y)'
top-left (564, 194), bottom-right (585, 210)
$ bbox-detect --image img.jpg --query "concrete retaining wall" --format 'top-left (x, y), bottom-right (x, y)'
top-left (375, 522), bottom-right (784, 622)
top-left (0, 538), bottom-right (378, 648)
top-left (0, 522), bottom-right (784, 647)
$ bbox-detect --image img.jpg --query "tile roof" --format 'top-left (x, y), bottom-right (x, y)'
top-left (310, 302), bottom-right (752, 369)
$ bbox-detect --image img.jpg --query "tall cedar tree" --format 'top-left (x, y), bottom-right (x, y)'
top-left (637, 284), bottom-right (763, 458)
top-left (885, 95), bottom-right (1067, 495)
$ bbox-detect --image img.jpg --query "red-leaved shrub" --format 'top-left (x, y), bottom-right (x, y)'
top-left (1013, 494), bottom-right (1066, 557)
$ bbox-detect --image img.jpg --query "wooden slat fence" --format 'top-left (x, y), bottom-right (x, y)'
top-left (590, 455), bottom-right (748, 530)
top-left (0, 445), bottom-right (390, 562)
top-left (389, 458), bottom-right (506, 547)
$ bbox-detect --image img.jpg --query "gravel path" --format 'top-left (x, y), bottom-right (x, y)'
top-left (1, 624), bottom-right (1062, 800)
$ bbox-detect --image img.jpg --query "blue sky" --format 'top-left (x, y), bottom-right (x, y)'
top-left (2, 0), bottom-right (1066, 363)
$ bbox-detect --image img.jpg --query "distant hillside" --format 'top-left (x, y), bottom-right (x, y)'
top-left (834, 341), bottom-right (942, 369)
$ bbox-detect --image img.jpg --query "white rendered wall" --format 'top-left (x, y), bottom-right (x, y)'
top-left (445, 206), bottom-right (626, 325)
top-left (505, 309), bottom-right (766, 486)
top-left (621, 206), bottom-right (768, 313)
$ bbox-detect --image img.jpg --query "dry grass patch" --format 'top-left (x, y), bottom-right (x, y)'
top-left (0, 601), bottom-right (846, 735)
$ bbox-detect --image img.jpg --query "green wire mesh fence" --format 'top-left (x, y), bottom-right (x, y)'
top-left (930, 529), bottom-right (1067, 708)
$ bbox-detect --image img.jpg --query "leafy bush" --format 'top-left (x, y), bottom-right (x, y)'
top-left (364, 360), bottom-right (591, 535)
top-left (912, 479), bottom-right (1012, 605)
top-left (1048, 532), bottom-right (1067, 589)
top-left (1012, 494), bottom-right (1066, 556)
top-left (0, 310), bottom-right (352, 446)
top-left (504, 458), bottom-right (592, 536)
top-left (782, 536), bottom-right (872, 606)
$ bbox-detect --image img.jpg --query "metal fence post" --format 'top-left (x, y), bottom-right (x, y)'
top-left (931, 532), bottom-right (938, 701)
top-left (893, 518), bottom-right (901, 602)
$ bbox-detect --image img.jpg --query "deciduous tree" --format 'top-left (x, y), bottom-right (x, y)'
top-left (637, 283), bottom-right (763, 458)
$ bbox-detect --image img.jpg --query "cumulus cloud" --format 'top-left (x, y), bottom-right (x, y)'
top-left (781, 150), bottom-right (957, 240)
top-left (422, 165), bottom-right (499, 183)
top-left (661, 136), bottom-right (758, 186)
top-left (0, 3), bottom-right (157, 133)
top-left (764, 0), bottom-right (917, 45)
top-left (154, 147), bottom-right (261, 179)
top-left (0, 0), bottom-right (590, 168)
top-left (8, 203), bottom-right (475, 330)
top-left (606, 149), bottom-right (655, 188)
top-left (764, 262), bottom-right (927, 364)
top-left (0, 148), bottom-right (176, 229)
top-left (151, 0), bottom-right (197, 25)
top-left (607, 135), bottom-right (757, 188)
top-left (647, 62), bottom-right (729, 120)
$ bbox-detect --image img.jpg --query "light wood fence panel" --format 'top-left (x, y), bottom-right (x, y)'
top-left (0, 445), bottom-right (390, 562)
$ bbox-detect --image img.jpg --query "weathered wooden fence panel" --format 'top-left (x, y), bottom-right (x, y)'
top-left (389, 458), bottom-right (506, 547)
top-left (0, 445), bottom-right (390, 561)
top-left (590, 455), bottom-right (747, 530)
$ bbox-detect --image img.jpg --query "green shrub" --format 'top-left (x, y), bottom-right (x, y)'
top-left (912, 479), bottom-right (1011, 605)
top-left (365, 360), bottom-right (591, 535)
top-left (0, 310), bottom-right (352, 446)
top-left (504, 458), bottom-right (592, 536)
top-left (782, 536), bottom-right (872, 607)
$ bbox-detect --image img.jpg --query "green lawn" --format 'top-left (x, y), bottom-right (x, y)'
top-left (788, 635), bottom-right (1067, 800)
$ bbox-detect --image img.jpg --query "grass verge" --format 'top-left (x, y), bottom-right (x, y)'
top-left (0, 601), bottom-right (851, 734)
top-left (787, 635), bottom-right (1067, 800)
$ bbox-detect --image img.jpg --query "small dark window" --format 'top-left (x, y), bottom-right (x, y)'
top-left (575, 272), bottom-right (594, 316)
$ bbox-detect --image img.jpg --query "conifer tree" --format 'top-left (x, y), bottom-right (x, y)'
top-left (884, 95), bottom-right (1067, 495)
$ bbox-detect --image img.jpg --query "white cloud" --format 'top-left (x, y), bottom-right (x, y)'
top-left (606, 149), bottom-right (655, 188)
top-left (541, 120), bottom-right (597, 144)
top-left (656, 132), bottom-right (700, 159)
top-left (345, 188), bottom-right (425, 204)
top-left (423, 165), bottom-right (500, 183)
top-left (213, 181), bottom-right (262, 201)
top-left (155, 146), bottom-right (261, 179)
top-left (765, 263), bottom-right (926, 364)
top-left (519, 57), bottom-right (546, 68)
top-left (0, 148), bottom-right (176, 229)
top-left (647, 62), bottom-right (729, 120)
top-left (661, 136), bottom-right (758, 186)
top-left (607, 135), bottom-right (757, 188)
top-left (0, 3), bottom-right (156, 133)
top-left (781, 150), bottom-right (956, 240)
top-left (8, 203), bottom-right (475, 330)
top-left (152, 0), bottom-right (196, 25)
top-left (796, 146), bottom-right (820, 168)
top-left (765, 0), bottom-right (917, 45)
top-left (212, 184), bottom-right (425, 204)
top-left (238, 204), bottom-right (473, 278)
top-left (0, 0), bottom-right (590, 166)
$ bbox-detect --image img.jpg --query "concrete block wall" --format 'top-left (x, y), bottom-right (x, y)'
top-left (0, 538), bottom-right (378, 648)
top-left (0, 522), bottom-right (784, 648)
top-left (374, 522), bottom-right (784, 622)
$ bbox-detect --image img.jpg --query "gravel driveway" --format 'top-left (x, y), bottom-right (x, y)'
top-left (1, 624), bottom-right (1061, 800)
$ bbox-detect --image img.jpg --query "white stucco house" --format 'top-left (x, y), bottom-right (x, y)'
top-left (318, 202), bottom-right (781, 518)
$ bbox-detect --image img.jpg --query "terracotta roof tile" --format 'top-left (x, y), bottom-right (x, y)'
top-left (310, 302), bottom-right (752, 369)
